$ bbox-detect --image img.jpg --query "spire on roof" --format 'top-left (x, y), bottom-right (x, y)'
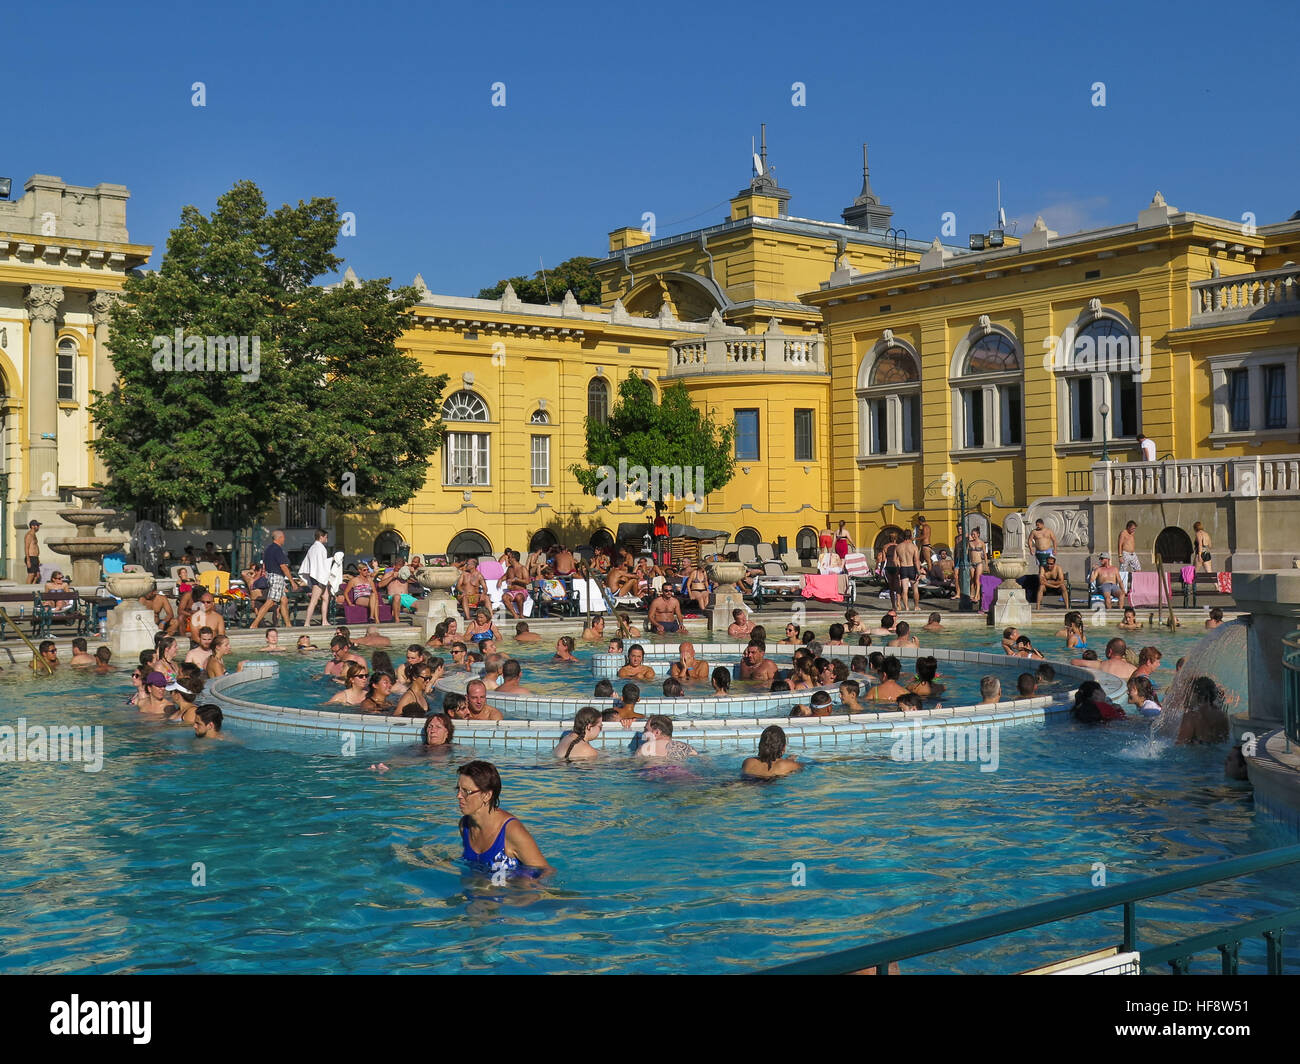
top-left (841, 142), bottom-right (894, 232)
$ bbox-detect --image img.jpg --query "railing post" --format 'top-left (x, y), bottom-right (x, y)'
top-left (1218, 941), bottom-right (1240, 975)
top-left (1123, 901), bottom-right (1137, 952)
top-left (1264, 930), bottom-right (1284, 975)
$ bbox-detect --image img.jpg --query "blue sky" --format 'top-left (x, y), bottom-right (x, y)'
top-left (10, 0), bottom-right (1299, 296)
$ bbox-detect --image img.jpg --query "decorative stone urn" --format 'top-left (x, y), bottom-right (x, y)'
top-left (708, 561), bottom-right (748, 635)
top-left (416, 565), bottom-right (461, 637)
top-left (104, 573), bottom-right (159, 656)
top-left (991, 556), bottom-right (1028, 589)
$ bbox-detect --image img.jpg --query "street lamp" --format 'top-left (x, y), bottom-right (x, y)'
top-left (1099, 402), bottom-right (1111, 462)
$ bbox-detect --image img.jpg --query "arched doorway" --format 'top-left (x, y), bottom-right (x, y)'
top-left (373, 529), bottom-right (406, 565)
top-left (589, 529), bottom-right (614, 552)
top-left (874, 525), bottom-right (904, 554)
top-left (735, 526), bottom-right (762, 548)
top-left (795, 526), bottom-right (819, 566)
top-left (1155, 526), bottom-right (1193, 565)
top-left (528, 528), bottom-right (557, 553)
top-left (447, 530), bottom-right (492, 562)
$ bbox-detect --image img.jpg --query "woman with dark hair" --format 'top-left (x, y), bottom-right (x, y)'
top-left (328, 662), bottom-right (370, 707)
top-left (168, 664), bottom-right (205, 724)
top-left (742, 725), bottom-right (801, 778)
top-left (426, 618), bottom-right (459, 648)
top-left (1127, 675), bottom-right (1162, 719)
top-left (423, 711), bottom-right (455, 747)
top-left (361, 672), bottom-right (395, 713)
top-left (370, 650), bottom-right (395, 678)
top-left (155, 635), bottom-right (180, 682)
top-left (780, 622), bottom-right (801, 646)
top-left (394, 663), bottom-right (435, 718)
top-left (457, 760), bottom-right (550, 876)
top-left (711, 666), bottom-right (732, 695)
top-left (553, 706), bottom-right (602, 761)
top-left (1071, 680), bottom-right (1125, 723)
top-left (1177, 676), bottom-right (1230, 745)
top-left (206, 634), bottom-right (232, 679)
top-left (907, 656), bottom-right (946, 699)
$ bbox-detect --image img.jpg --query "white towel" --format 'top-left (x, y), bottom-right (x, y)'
top-left (327, 551), bottom-right (345, 595)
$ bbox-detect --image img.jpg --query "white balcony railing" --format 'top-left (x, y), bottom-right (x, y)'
top-left (669, 327), bottom-right (825, 376)
top-left (1191, 265), bottom-right (1300, 325)
top-left (1091, 456), bottom-right (1300, 499)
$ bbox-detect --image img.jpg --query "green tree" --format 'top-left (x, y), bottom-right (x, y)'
top-left (90, 181), bottom-right (447, 523)
top-left (478, 255), bottom-right (601, 306)
top-left (569, 373), bottom-right (735, 514)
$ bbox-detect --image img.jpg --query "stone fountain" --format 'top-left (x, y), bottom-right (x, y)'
top-left (708, 559), bottom-right (748, 634)
top-left (990, 513), bottom-right (1032, 627)
top-left (416, 565), bottom-right (461, 638)
top-left (103, 571), bottom-right (160, 656)
top-left (45, 488), bottom-right (126, 588)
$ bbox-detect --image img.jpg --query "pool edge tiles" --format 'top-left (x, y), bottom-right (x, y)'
top-left (208, 662), bottom-right (1079, 751)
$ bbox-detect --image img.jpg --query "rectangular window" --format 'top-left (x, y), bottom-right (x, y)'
top-left (57, 348), bottom-right (75, 402)
top-left (1112, 374), bottom-right (1138, 438)
top-left (963, 389), bottom-right (984, 449)
top-left (901, 394), bottom-right (920, 453)
top-left (793, 409), bottom-right (814, 462)
top-left (867, 398), bottom-right (887, 455)
top-left (734, 409), bottom-right (760, 460)
top-left (446, 432), bottom-right (490, 486)
top-left (1001, 385), bottom-right (1022, 446)
top-left (1228, 369), bottom-right (1250, 432)
top-left (283, 493), bottom-right (320, 528)
top-left (530, 434), bottom-right (550, 487)
top-left (1069, 377), bottom-right (1093, 441)
top-left (1265, 365), bottom-right (1287, 429)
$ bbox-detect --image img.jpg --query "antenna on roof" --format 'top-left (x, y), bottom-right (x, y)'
top-left (539, 256), bottom-right (551, 304)
top-left (752, 135), bottom-right (763, 177)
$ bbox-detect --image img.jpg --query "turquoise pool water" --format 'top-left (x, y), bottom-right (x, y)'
top-left (0, 642), bottom-right (1294, 974)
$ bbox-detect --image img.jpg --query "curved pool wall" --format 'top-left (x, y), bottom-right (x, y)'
top-left (207, 645), bottom-right (1123, 751)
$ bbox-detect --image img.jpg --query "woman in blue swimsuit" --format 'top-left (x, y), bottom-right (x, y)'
top-left (465, 609), bottom-right (498, 645)
top-left (457, 760), bottom-right (550, 878)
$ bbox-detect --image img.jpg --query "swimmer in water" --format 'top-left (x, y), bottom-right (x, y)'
top-left (636, 715), bottom-right (698, 760)
top-left (193, 704), bottom-right (224, 739)
top-left (554, 706), bottom-right (602, 761)
top-left (457, 760), bottom-right (551, 877)
top-left (1176, 676), bottom-right (1230, 745)
top-left (742, 725), bottom-right (801, 778)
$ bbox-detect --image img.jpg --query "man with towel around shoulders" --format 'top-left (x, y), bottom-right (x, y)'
top-left (298, 528), bottom-right (332, 627)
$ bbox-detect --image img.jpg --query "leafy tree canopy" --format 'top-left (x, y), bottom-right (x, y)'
top-left (478, 255), bottom-right (601, 306)
top-left (91, 181), bottom-right (447, 523)
top-left (569, 373), bottom-right (735, 512)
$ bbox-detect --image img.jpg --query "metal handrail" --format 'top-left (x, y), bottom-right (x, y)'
top-left (1282, 631), bottom-right (1300, 748)
top-left (758, 843), bottom-right (1300, 974)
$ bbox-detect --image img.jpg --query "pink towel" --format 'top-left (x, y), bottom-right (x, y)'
top-left (802, 574), bottom-right (843, 602)
top-left (1217, 572), bottom-right (1232, 594)
top-left (1126, 571), bottom-right (1171, 607)
top-left (1180, 565), bottom-right (1196, 586)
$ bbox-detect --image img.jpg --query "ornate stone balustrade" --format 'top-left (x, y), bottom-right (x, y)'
top-left (668, 320), bottom-right (825, 377)
top-left (1090, 456), bottom-right (1300, 499)
top-left (1191, 266), bottom-right (1300, 326)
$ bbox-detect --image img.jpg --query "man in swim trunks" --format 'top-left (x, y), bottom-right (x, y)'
top-left (456, 559), bottom-right (489, 619)
top-left (914, 515), bottom-right (933, 569)
top-left (1090, 552), bottom-right (1126, 609)
top-left (738, 641), bottom-right (777, 683)
top-left (24, 519), bottom-right (41, 584)
top-left (1029, 519), bottom-right (1058, 572)
top-left (881, 532), bottom-right (900, 611)
top-left (670, 642), bottom-right (710, 683)
top-left (894, 530), bottom-right (922, 612)
top-left (1035, 554), bottom-right (1067, 609)
top-left (1117, 521), bottom-right (1141, 573)
top-left (647, 586), bottom-right (688, 635)
top-left (139, 587), bottom-right (178, 637)
top-left (618, 644), bottom-right (657, 682)
top-left (500, 550), bottom-right (531, 619)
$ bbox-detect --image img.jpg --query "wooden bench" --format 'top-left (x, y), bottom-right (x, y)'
top-left (1171, 571), bottom-right (1234, 609)
top-left (0, 591), bottom-right (45, 638)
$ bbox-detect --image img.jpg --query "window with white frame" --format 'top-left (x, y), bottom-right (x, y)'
top-left (443, 389), bottom-right (490, 486)
top-left (1208, 351), bottom-right (1298, 439)
top-left (1056, 313), bottom-right (1143, 446)
top-left (857, 345), bottom-right (921, 457)
top-left (950, 329), bottom-right (1022, 451)
top-left (530, 434), bottom-right (550, 487)
top-left (57, 338), bottom-right (77, 402)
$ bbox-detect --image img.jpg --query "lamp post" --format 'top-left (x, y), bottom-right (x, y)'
top-left (1099, 402), bottom-right (1111, 462)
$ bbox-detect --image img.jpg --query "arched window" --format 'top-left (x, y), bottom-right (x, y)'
top-left (734, 526), bottom-right (762, 548)
top-left (57, 337), bottom-right (78, 402)
top-left (1055, 310), bottom-right (1143, 445)
top-left (447, 530), bottom-right (492, 561)
top-left (857, 343), bottom-right (921, 457)
top-left (528, 529), bottom-right (558, 553)
top-left (873, 525), bottom-right (905, 555)
top-left (529, 408), bottom-right (550, 424)
top-left (589, 529), bottom-right (614, 552)
top-left (950, 328), bottom-right (1023, 451)
top-left (373, 530), bottom-right (406, 565)
top-left (587, 378), bottom-right (609, 425)
top-left (1154, 526), bottom-right (1193, 564)
top-left (795, 526), bottom-right (819, 565)
top-left (442, 390), bottom-right (490, 486)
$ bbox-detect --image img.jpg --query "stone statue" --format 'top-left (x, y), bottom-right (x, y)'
top-left (1002, 513), bottom-right (1027, 558)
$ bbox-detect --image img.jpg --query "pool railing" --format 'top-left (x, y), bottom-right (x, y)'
top-left (1282, 630), bottom-right (1300, 750)
top-left (758, 843), bottom-right (1300, 975)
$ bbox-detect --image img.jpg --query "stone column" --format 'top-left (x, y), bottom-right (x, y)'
top-left (24, 285), bottom-right (63, 501)
top-left (89, 291), bottom-right (120, 484)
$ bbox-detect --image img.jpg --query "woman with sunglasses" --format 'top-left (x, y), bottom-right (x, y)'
top-left (342, 563), bottom-right (381, 624)
top-left (779, 621), bottom-right (801, 646)
top-left (394, 663), bottom-right (436, 718)
top-left (327, 662), bottom-right (371, 707)
top-left (456, 760), bottom-right (550, 877)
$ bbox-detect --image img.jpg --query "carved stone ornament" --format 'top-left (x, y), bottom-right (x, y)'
top-left (1043, 508), bottom-right (1091, 548)
top-left (89, 290), bottom-right (121, 325)
top-left (882, 329), bottom-right (894, 345)
top-left (978, 314), bottom-right (992, 335)
top-left (25, 285), bottom-right (64, 324)
top-left (1087, 297), bottom-right (1102, 316)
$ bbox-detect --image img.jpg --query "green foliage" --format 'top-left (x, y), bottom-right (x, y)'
top-left (569, 373), bottom-right (735, 509)
top-left (90, 181), bottom-right (447, 523)
top-left (477, 256), bottom-right (602, 306)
